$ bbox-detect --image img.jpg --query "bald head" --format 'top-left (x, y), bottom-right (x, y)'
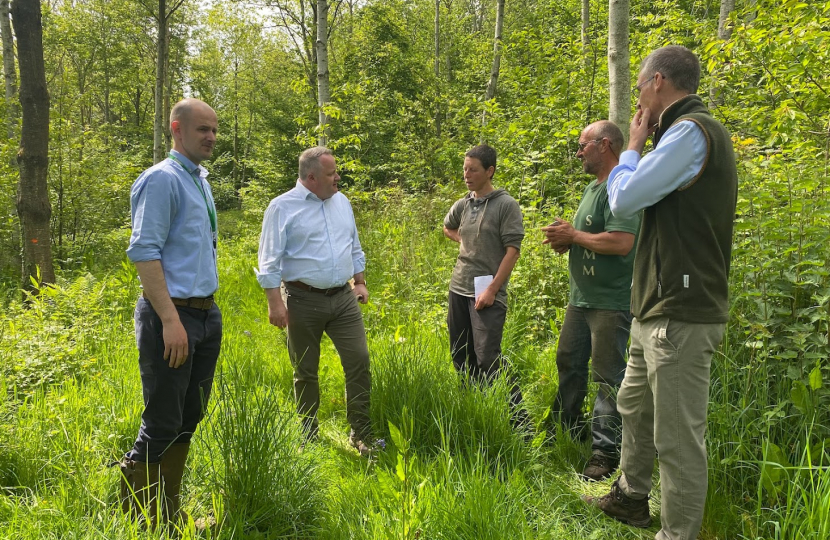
top-left (170, 98), bottom-right (218, 165)
top-left (170, 98), bottom-right (214, 131)
top-left (586, 120), bottom-right (624, 156)
top-left (577, 120), bottom-right (623, 181)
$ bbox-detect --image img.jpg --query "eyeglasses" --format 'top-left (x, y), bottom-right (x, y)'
top-left (633, 75), bottom-right (655, 97)
top-left (577, 139), bottom-right (603, 151)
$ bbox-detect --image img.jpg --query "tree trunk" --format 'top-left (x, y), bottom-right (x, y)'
top-left (608, 0), bottom-right (630, 139)
top-left (481, 0), bottom-right (505, 135)
top-left (709, 0), bottom-right (736, 108)
top-left (163, 27), bottom-right (172, 152)
top-left (483, 0), bottom-right (504, 103)
top-left (581, 0), bottom-right (590, 64)
top-left (1, 0), bottom-right (17, 140)
top-left (233, 56), bottom-right (240, 206)
top-left (315, 0), bottom-right (330, 146)
top-left (434, 0), bottom-right (441, 138)
top-left (12, 0), bottom-right (55, 291)
top-left (153, 0), bottom-right (167, 163)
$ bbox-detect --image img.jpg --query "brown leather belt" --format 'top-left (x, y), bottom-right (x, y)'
top-left (285, 281), bottom-right (349, 296)
top-left (142, 291), bottom-right (215, 310)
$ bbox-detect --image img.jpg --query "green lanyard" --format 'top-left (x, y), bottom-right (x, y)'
top-left (168, 152), bottom-right (217, 234)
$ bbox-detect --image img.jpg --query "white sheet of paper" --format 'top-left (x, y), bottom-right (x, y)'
top-left (474, 275), bottom-right (494, 299)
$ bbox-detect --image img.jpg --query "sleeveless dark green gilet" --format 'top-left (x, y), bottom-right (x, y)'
top-left (631, 95), bottom-right (738, 323)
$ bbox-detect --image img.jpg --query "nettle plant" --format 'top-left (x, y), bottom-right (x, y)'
top-left (729, 142), bottom-right (830, 467)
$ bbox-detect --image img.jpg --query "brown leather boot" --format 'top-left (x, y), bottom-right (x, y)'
top-left (583, 478), bottom-right (651, 528)
top-left (118, 458), bottom-right (161, 525)
top-left (159, 442), bottom-right (190, 525)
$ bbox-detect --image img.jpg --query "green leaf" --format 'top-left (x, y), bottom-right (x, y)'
top-left (809, 364), bottom-right (823, 390)
top-left (388, 421), bottom-right (404, 449)
top-left (790, 380), bottom-right (808, 414)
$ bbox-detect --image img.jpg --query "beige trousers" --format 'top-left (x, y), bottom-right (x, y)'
top-left (617, 316), bottom-right (725, 540)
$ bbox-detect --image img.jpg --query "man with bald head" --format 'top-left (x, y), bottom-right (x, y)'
top-left (119, 98), bottom-right (221, 527)
top-left (542, 120), bottom-right (639, 481)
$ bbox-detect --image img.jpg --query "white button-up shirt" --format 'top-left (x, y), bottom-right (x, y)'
top-left (256, 180), bottom-right (366, 289)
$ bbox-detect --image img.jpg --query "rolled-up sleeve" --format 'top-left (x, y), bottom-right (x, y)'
top-left (126, 171), bottom-right (176, 263)
top-left (256, 202), bottom-right (285, 289)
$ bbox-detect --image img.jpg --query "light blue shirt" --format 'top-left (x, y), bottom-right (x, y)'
top-left (607, 120), bottom-right (707, 219)
top-left (256, 180), bottom-right (366, 290)
top-left (126, 150), bottom-right (219, 298)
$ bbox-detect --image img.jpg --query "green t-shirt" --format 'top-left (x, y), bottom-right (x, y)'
top-left (568, 179), bottom-right (640, 310)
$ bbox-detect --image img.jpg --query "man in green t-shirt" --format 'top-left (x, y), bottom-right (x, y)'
top-left (542, 120), bottom-right (640, 481)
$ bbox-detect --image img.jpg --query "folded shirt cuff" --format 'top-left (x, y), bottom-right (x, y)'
top-left (256, 271), bottom-right (281, 290)
top-left (619, 149), bottom-right (641, 167)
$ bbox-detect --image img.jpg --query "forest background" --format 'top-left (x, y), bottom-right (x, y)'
top-left (1, 0), bottom-right (830, 538)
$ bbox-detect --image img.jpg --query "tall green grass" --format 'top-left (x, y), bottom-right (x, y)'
top-left (1, 190), bottom-right (829, 539)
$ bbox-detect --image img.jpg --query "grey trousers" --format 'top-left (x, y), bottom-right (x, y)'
top-left (617, 316), bottom-right (725, 540)
top-left (285, 283), bottom-right (372, 440)
top-left (553, 304), bottom-right (631, 457)
top-left (447, 291), bottom-right (506, 378)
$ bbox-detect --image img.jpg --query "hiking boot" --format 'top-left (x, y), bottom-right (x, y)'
top-left (583, 478), bottom-right (651, 528)
top-left (348, 434), bottom-right (386, 458)
top-left (581, 453), bottom-right (619, 482)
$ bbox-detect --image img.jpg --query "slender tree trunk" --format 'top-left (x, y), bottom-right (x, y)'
top-left (163, 28), bottom-right (172, 152)
top-left (153, 0), bottom-right (167, 163)
top-left (581, 0), bottom-right (590, 62)
top-left (315, 0), bottom-right (330, 146)
top-left (608, 0), bottom-right (630, 139)
top-left (717, 0), bottom-right (736, 39)
top-left (233, 56), bottom-right (240, 206)
top-left (483, 0), bottom-right (504, 103)
top-left (434, 0), bottom-right (441, 138)
top-left (12, 0), bottom-right (55, 291)
top-left (1, 0), bottom-right (17, 140)
top-left (710, 0), bottom-right (736, 107)
top-left (443, 0), bottom-right (454, 83)
top-left (481, 0), bottom-right (505, 136)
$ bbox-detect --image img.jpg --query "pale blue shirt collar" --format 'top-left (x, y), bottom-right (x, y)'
top-left (170, 149), bottom-right (209, 179)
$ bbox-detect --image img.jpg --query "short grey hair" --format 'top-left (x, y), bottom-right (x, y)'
top-left (299, 146), bottom-right (333, 180)
top-left (640, 45), bottom-right (700, 94)
top-left (589, 120), bottom-right (624, 156)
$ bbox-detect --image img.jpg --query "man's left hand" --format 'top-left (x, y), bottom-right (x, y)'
top-left (542, 218), bottom-right (575, 250)
top-left (475, 287), bottom-right (496, 310)
top-left (354, 283), bottom-right (369, 304)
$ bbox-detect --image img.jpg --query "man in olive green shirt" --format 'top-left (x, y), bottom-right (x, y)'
top-left (543, 120), bottom-right (640, 481)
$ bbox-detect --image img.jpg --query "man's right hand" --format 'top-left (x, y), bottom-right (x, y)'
top-left (628, 107), bottom-right (654, 155)
top-left (269, 301), bottom-right (288, 328)
top-left (265, 287), bottom-right (289, 328)
top-left (163, 318), bottom-right (189, 368)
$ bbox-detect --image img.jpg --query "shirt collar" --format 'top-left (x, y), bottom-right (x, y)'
top-left (295, 179), bottom-right (322, 202)
top-left (170, 150), bottom-right (208, 178)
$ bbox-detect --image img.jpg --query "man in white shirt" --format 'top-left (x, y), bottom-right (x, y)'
top-left (256, 147), bottom-right (376, 456)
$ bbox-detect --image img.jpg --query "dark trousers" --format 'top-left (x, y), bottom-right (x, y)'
top-left (447, 291), bottom-right (524, 414)
top-left (553, 304), bottom-right (631, 456)
top-left (128, 297), bottom-right (222, 463)
top-left (285, 284), bottom-right (372, 441)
